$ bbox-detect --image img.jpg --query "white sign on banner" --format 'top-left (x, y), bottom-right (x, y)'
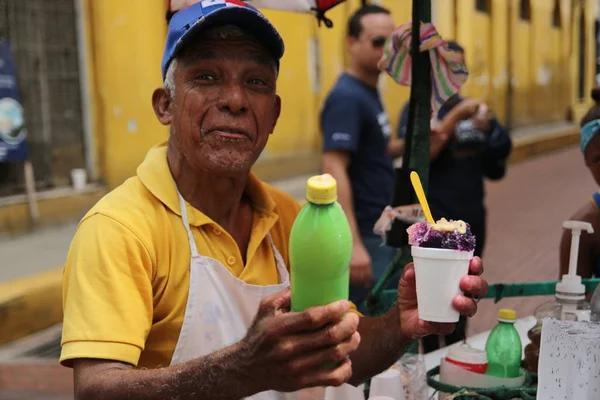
top-left (244, 0), bottom-right (315, 12)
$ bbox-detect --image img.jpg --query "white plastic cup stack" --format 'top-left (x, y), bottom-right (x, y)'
top-left (71, 168), bottom-right (87, 192)
top-left (324, 383), bottom-right (365, 400)
top-left (411, 246), bottom-right (474, 322)
top-left (368, 368), bottom-right (406, 400)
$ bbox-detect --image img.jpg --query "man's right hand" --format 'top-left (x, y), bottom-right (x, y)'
top-left (350, 243), bottom-right (373, 286)
top-left (238, 289), bottom-right (361, 393)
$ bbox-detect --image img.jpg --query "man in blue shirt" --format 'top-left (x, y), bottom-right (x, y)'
top-left (320, 5), bottom-right (398, 311)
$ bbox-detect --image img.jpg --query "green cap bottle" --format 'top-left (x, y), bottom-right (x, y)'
top-left (485, 308), bottom-right (523, 378)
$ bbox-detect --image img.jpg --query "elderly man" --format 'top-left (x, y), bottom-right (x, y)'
top-left (60, 2), bottom-right (488, 399)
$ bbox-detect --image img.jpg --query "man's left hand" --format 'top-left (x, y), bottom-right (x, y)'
top-left (397, 257), bottom-right (488, 339)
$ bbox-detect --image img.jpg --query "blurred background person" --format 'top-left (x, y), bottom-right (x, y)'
top-left (320, 4), bottom-right (398, 312)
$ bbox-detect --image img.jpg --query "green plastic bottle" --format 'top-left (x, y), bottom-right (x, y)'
top-left (485, 308), bottom-right (523, 378)
top-left (289, 174), bottom-right (353, 312)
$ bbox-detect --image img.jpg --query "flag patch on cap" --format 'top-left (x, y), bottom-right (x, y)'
top-left (200, 0), bottom-right (250, 12)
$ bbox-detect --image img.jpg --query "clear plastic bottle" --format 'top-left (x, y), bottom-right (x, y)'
top-left (485, 308), bottom-right (523, 378)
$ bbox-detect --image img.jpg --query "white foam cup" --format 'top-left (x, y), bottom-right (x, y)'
top-left (71, 168), bottom-right (87, 191)
top-left (324, 383), bottom-right (365, 400)
top-left (411, 246), bottom-right (474, 323)
top-left (368, 368), bottom-right (405, 400)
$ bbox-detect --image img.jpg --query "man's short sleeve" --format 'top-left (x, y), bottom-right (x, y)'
top-left (320, 91), bottom-right (362, 153)
top-left (60, 214), bottom-right (154, 367)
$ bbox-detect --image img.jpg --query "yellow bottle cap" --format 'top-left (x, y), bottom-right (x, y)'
top-left (306, 174), bottom-right (337, 204)
top-left (498, 308), bottom-right (517, 321)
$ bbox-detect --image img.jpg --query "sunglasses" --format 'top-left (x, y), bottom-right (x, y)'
top-left (371, 36), bottom-right (387, 48)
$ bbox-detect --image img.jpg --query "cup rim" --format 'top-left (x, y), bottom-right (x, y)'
top-left (411, 245), bottom-right (474, 260)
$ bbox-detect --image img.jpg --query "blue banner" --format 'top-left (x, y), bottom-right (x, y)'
top-left (0, 39), bottom-right (28, 162)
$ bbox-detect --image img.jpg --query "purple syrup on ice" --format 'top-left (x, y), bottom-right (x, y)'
top-left (407, 219), bottom-right (476, 252)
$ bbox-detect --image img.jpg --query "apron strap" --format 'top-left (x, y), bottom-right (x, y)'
top-left (177, 191), bottom-right (200, 258)
top-left (267, 232), bottom-right (289, 284)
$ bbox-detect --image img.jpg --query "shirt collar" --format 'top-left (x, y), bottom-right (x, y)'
top-left (137, 142), bottom-right (277, 226)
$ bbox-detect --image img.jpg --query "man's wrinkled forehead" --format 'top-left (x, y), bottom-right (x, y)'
top-left (181, 44), bottom-right (276, 69)
top-left (177, 32), bottom-right (279, 73)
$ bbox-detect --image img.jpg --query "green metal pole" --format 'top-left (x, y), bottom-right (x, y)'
top-left (366, 0), bottom-right (432, 314)
top-left (409, 0), bottom-right (432, 194)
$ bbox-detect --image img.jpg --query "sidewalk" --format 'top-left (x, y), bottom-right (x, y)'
top-left (0, 224), bottom-right (77, 282)
top-left (0, 120), bottom-right (579, 345)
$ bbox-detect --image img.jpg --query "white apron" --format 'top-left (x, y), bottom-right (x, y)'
top-left (170, 193), bottom-right (298, 400)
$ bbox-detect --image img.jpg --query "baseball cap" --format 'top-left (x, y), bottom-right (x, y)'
top-left (162, 0), bottom-right (285, 80)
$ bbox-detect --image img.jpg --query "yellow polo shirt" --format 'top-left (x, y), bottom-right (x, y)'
top-left (60, 143), bottom-right (303, 368)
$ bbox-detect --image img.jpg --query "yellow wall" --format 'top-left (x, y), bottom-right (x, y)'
top-left (259, 10), bottom-right (319, 160)
top-left (511, 1), bottom-right (534, 125)
top-left (379, 0), bottom-right (413, 135)
top-left (489, 0), bottom-right (509, 124)
top-left (86, 0), bottom-right (597, 189)
top-left (570, 0), bottom-right (598, 123)
top-left (435, 0), bottom-right (595, 127)
top-left (459, 1), bottom-right (493, 105)
top-left (87, 0), bottom-right (169, 189)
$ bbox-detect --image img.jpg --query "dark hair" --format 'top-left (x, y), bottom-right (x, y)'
top-left (347, 5), bottom-right (391, 38)
top-left (447, 40), bottom-right (465, 54)
top-left (580, 87), bottom-right (600, 127)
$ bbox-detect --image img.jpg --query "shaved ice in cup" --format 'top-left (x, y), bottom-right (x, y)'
top-left (407, 218), bottom-right (475, 323)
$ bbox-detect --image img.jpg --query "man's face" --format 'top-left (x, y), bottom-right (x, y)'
top-left (585, 135), bottom-right (600, 186)
top-left (156, 31), bottom-right (281, 174)
top-left (349, 13), bottom-right (395, 75)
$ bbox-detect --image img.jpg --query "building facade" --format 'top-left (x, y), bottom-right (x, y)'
top-left (0, 0), bottom-right (596, 196)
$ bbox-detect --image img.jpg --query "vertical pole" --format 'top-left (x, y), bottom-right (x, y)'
top-left (385, 0), bottom-right (432, 249)
top-left (24, 161), bottom-right (39, 225)
top-left (74, 0), bottom-right (98, 182)
top-left (410, 0), bottom-right (432, 195)
top-left (35, 3), bottom-right (52, 186)
top-left (505, 0), bottom-right (514, 129)
top-left (368, 0), bottom-right (433, 315)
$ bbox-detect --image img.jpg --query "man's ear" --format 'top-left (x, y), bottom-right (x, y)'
top-left (152, 88), bottom-right (173, 126)
top-left (347, 35), bottom-right (358, 53)
top-left (269, 95), bottom-right (282, 134)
